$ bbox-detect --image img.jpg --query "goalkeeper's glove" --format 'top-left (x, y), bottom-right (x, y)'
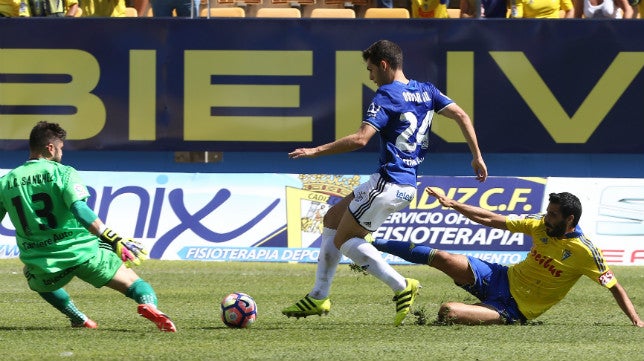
top-left (99, 228), bottom-right (148, 268)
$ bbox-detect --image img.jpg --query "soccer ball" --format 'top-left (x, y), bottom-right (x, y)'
top-left (220, 292), bottom-right (257, 328)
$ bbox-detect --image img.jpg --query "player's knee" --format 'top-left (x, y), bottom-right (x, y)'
top-left (437, 302), bottom-right (460, 324)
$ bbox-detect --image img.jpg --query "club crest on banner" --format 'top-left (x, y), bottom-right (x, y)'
top-left (286, 174), bottom-right (361, 248)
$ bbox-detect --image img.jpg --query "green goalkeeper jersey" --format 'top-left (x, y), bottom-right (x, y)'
top-left (0, 159), bottom-right (98, 274)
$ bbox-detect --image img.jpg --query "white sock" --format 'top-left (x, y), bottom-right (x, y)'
top-left (309, 228), bottom-right (341, 299)
top-left (340, 237), bottom-right (406, 292)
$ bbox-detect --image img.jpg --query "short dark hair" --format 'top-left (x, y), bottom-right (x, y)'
top-left (548, 192), bottom-right (582, 227)
top-left (29, 121), bottom-right (66, 153)
top-left (362, 40), bottom-right (403, 70)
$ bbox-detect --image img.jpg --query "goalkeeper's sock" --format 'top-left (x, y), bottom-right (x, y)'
top-left (372, 239), bottom-right (437, 266)
top-left (39, 289), bottom-right (89, 325)
top-left (309, 227), bottom-right (341, 300)
top-left (340, 237), bottom-right (406, 292)
top-left (126, 278), bottom-right (158, 306)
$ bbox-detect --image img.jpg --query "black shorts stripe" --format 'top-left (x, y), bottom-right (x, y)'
top-left (353, 176), bottom-right (387, 220)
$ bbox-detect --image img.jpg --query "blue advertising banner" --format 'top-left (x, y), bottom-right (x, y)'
top-left (373, 176), bottom-right (547, 264)
top-left (0, 170), bottom-right (546, 265)
top-left (1, 19), bottom-right (643, 153)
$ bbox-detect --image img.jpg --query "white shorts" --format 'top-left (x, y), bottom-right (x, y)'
top-left (349, 173), bottom-right (416, 232)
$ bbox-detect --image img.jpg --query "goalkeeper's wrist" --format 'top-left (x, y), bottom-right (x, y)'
top-left (98, 224), bottom-right (108, 235)
top-left (99, 226), bottom-right (122, 244)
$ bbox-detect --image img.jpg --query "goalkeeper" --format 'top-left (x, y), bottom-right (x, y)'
top-left (0, 121), bottom-right (176, 332)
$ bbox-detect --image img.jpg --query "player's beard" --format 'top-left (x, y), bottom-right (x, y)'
top-left (545, 219), bottom-right (567, 238)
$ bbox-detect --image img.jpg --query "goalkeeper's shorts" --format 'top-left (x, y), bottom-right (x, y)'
top-left (25, 248), bottom-right (122, 293)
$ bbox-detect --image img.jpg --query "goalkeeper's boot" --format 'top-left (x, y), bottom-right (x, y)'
top-left (138, 304), bottom-right (177, 332)
top-left (393, 278), bottom-right (420, 326)
top-left (71, 318), bottom-right (98, 329)
top-left (281, 295), bottom-right (331, 319)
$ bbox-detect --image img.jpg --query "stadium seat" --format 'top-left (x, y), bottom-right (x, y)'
top-left (364, 7), bottom-right (410, 18)
top-left (125, 6), bottom-right (138, 16)
top-left (256, 7), bottom-right (302, 17)
top-left (200, 7), bottom-right (246, 16)
top-left (310, 8), bottom-right (355, 17)
top-left (447, 8), bottom-right (460, 17)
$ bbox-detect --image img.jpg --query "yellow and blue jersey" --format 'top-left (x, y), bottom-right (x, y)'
top-left (506, 214), bottom-right (616, 320)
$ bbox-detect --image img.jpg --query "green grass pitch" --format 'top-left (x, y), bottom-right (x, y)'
top-left (0, 259), bottom-right (642, 360)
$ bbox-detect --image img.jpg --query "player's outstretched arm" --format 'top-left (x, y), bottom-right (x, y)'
top-left (425, 187), bottom-right (508, 229)
top-left (610, 282), bottom-right (644, 327)
top-left (439, 103), bottom-right (487, 182)
top-left (288, 122), bottom-right (377, 159)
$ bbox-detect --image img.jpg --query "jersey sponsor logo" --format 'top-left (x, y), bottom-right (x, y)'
top-left (395, 190), bottom-right (414, 202)
top-left (598, 270), bottom-right (614, 286)
top-left (402, 157), bottom-right (424, 167)
top-left (53, 231), bottom-right (73, 241)
top-left (529, 248), bottom-right (563, 277)
top-left (42, 264), bottom-right (80, 286)
top-left (22, 239), bottom-right (55, 250)
top-left (21, 231), bottom-right (73, 250)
